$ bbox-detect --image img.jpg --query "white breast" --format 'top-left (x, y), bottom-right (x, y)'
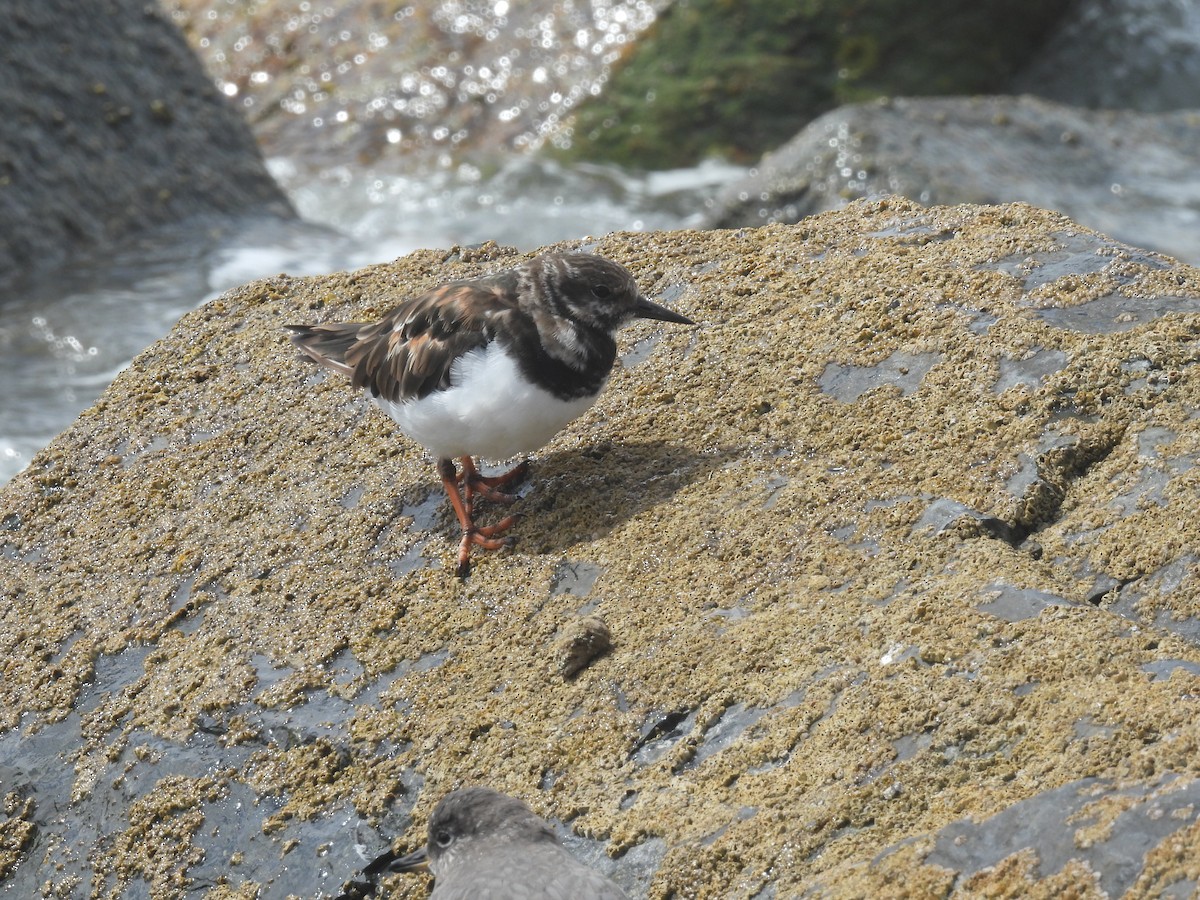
top-left (374, 342), bottom-right (603, 461)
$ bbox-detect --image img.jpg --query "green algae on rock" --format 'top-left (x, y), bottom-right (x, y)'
top-left (561, 0), bottom-right (1074, 168)
top-left (2, 200), bottom-right (1200, 897)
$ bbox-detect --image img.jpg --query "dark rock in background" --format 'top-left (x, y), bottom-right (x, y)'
top-left (1012, 0), bottom-right (1200, 111)
top-left (0, 0), bottom-right (293, 290)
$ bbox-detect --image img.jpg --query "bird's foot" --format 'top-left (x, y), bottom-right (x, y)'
top-left (458, 457), bottom-right (530, 505)
top-left (454, 515), bottom-right (520, 578)
top-left (438, 458), bottom-right (523, 577)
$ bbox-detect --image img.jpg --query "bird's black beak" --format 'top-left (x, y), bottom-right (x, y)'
top-left (379, 846), bottom-right (429, 875)
top-left (634, 295), bottom-right (695, 325)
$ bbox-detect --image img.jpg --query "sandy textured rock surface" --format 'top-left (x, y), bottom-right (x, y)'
top-left (3, 199), bottom-right (1200, 898)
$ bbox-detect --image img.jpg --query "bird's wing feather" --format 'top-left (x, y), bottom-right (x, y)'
top-left (293, 277), bottom-right (522, 403)
top-left (286, 323), bottom-right (361, 378)
top-left (350, 281), bottom-right (519, 402)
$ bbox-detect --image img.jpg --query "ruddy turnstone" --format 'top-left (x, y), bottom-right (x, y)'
top-left (347, 786), bottom-right (629, 899)
top-left (287, 252), bottom-right (693, 576)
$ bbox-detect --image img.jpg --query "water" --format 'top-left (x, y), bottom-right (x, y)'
top-left (0, 155), bottom-right (744, 486)
top-left (168, 0), bottom-right (668, 165)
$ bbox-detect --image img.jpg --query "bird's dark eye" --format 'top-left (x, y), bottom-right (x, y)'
top-left (591, 284), bottom-right (612, 299)
top-left (434, 829), bottom-right (454, 848)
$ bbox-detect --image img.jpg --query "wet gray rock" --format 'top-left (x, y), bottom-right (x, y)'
top-left (0, 0), bottom-right (293, 290)
top-left (1012, 0), bottom-right (1200, 112)
top-left (706, 95), bottom-right (1200, 265)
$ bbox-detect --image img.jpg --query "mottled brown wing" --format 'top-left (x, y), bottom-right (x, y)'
top-left (343, 279), bottom-right (520, 403)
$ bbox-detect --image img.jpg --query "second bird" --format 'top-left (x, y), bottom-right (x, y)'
top-left (375, 786), bottom-right (630, 899)
top-left (288, 251), bottom-right (694, 576)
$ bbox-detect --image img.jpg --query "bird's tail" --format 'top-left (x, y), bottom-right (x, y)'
top-left (285, 323), bottom-right (363, 377)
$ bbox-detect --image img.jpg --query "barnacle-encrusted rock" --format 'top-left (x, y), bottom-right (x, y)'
top-left (3, 198), bottom-right (1200, 897)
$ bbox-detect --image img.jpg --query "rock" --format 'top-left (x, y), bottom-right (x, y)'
top-left (555, 616), bottom-right (614, 679)
top-left (707, 95), bottom-right (1200, 266)
top-left (560, 0), bottom-right (1074, 169)
top-left (0, 0), bottom-right (293, 290)
top-left (1012, 0), bottom-right (1200, 112)
top-left (3, 200), bottom-right (1200, 896)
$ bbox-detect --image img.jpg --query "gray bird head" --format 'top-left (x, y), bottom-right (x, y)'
top-left (427, 786), bottom-right (558, 872)
top-left (521, 253), bottom-right (695, 333)
top-left (386, 787), bottom-right (556, 876)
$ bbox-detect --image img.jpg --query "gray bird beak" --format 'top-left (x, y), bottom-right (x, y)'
top-left (383, 846), bottom-right (430, 874)
top-left (633, 295), bottom-right (695, 325)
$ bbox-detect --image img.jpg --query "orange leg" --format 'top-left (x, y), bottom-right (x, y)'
top-left (437, 457), bottom-right (521, 577)
top-left (457, 456), bottom-right (529, 505)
